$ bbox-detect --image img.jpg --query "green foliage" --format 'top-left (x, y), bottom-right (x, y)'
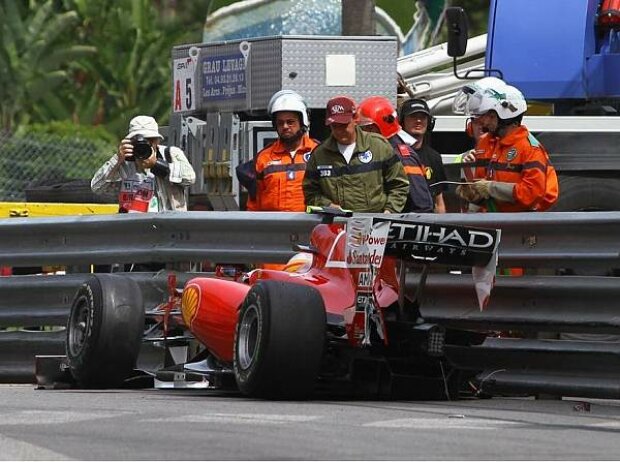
top-left (377, 0), bottom-right (489, 40)
top-left (449, 0), bottom-right (489, 36)
top-left (59, 0), bottom-right (190, 135)
top-left (0, 0), bottom-right (97, 130)
top-left (376, 0), bottom-right (414, 34)
top-left (0, 0), bottom-right (490, 138)
top-left (16, 120), bottom-right (117, 144)
top-left (0, 0), bottom-right (206, 136)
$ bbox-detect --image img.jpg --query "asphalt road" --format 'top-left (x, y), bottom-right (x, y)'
top-left (2, 384), bottom-right (620, 460)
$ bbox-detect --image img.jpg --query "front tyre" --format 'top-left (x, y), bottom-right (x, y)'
top-left (234, 281), bottom-right (326, 399)
top-left (66, 274), bottom-right (144, 388)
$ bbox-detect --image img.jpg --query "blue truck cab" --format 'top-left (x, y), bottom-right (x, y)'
top-left (487, 0), bottom-right (620, 103)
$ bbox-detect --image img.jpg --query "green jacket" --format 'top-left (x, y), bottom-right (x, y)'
top-left (303, 127), bottom-right (409, 213)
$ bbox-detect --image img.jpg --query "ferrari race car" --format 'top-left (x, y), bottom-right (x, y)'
top-left (60, 210), bottom-right (500, 399)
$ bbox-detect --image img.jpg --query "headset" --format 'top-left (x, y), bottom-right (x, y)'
top-left (399, 99), bottom-right (435, 131)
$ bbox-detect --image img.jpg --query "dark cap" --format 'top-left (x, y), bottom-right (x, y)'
top-left (325, 96), bottom-right (357, 125)
top-left (399, 98), bottom-right (431, 119)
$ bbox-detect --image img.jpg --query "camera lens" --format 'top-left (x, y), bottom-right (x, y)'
top-left (131, 135), bottom-right (152, 160)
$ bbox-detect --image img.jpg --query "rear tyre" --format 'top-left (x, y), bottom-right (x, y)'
top-left (233, 281), bottom-right (326, 399)
top-left (550, 175), bottom-right (620, 211)
top-left (550, 175), bottom-right (620, 275)
top-left (66, 274), bottom-right (144, 388)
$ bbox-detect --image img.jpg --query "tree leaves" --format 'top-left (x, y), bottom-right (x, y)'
top-left (0, 0), bottom-right (97, 130)
top-left (63, 0), bottom-right (178, 133)
top-left (0, 0), bottom-right (199, 135)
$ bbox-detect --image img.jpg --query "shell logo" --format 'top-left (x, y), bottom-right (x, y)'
top-left (283, 252), bottom-right (314, 273)
top-left (181, 284), bottom-right (200, 327)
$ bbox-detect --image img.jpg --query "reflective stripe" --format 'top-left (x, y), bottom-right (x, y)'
top-left (257, 162), bottom-right (306, 179)
top-left (472, 159), bottom-right (490, 168)
top-left (404, 165), bottom-right (425, 176)
top-left (488, 160), bottom-right (546, 173)
top-left (527, 133), bottom-right (541, 147)
top-left (305, 158), bottom-right (392, 179)
top-left (523, 161), bottom-right (547, 172)
top-left (382, 155), bottom-right (401, 169)
top-left (488, 162), bottom-right (523, 173)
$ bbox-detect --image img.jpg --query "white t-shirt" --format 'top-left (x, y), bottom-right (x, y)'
top-left (337, 142), bottom-right (356, 164)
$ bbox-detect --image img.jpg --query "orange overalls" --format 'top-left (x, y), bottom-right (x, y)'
top-left (246, 134), bottom-right (318, 270)
top-left (246, 134), bottom-right (318, 212)
top-left (473, 126), bottom-right (557, 212)
top-left (472, 126), bottom-right (559, 277)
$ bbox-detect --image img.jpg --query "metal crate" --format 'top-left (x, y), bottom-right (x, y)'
top-left (172, 35), bottom-right (398, 113)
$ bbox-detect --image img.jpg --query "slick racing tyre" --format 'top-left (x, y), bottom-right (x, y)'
top-left (66, 274), bottom-right (144, 388)
top-left (234, 281), bottom-right (326, 399)
top-left (550, 175), bottom-right (620, 212)
top-left (551, 174), bottom-right (620, 276)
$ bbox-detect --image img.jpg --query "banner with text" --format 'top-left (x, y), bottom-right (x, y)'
top-left (201, 52), bottom-right (247, 102)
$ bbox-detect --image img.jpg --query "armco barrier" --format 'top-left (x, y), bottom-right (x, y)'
top-left (0, 272), bottom-right (205, 383)
top-left (0, 271), bottom-right (202, 327)
top-left (1, 211), bottom-right (620, 268)
top-left (0, 211), bottom-right (319, 266)
top-left (418, 274), bottom-right (620, 334)
top-left (2, 211), bottom-right (620, 395)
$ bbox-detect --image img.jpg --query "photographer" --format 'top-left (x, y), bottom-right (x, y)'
top-left (91, 115), bottom-right (196, 212)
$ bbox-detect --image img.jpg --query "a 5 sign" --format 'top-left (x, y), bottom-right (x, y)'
top-left (173, 47), bottom-right (199, 113)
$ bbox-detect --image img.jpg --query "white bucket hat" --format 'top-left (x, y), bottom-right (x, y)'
top-left (126, 115), bottom-right (164, 139)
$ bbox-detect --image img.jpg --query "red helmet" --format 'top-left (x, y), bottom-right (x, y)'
top-left (358, 96), bottom-right (401, 138)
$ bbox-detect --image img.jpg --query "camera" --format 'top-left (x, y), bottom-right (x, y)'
top-left (130, 134), bottom-right (153, 160)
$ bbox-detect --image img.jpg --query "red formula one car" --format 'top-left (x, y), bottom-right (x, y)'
top-left (62, 209), bottom-right (500, 400)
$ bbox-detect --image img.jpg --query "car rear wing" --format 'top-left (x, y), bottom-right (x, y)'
top-left (373, 217), bottom-right (500, 268)
top-left (342, 216), bottom-right (500, 311)
top-left (306, 207), bottom-right (500, 268)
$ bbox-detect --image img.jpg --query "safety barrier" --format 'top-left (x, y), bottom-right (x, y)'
top-left (0, 202), bottom-right (117, 218)
top-left (2, 211), bottom-right (619, 268)
top-left (0, 211), bottom-right (318, 266)
top-left (420, 274), bottom-right (620, 334)
top-left (1, 211), bottom-right (620, 396)
top-left (0, 272), bottom-right (204, 382)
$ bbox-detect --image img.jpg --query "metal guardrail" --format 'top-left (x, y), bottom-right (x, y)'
top-left (445, 339), bottom-right (620, 399)
top-left (0, 272), bottom-right (201, 327)
top-left (2, 211), bottom-right (620, 269)
top-left (0, 272), bottom-right (205, 383)
top-left (0, 212), bottom-right (319, 266)
top-left (2, 211), bottom-right (620, 394)
top-left (424, 272), bottom-right (620, 399)
top-left (7, 272), bottom-right (617, 333)
top-left (0, 330), bottom-right (65, 383)
top-left (416, 211), bottom-right (620, 270)
top-left (418, 274), bottom-right (620, 334)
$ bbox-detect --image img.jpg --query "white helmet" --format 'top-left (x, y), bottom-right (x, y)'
top-left (268, 90), bottom-right (310, 128)
top-left (452, 77), bottom-right (498, 115)
top-left (467, 84), bottom-right (527, 120)
top-left (453, 77), bottom-right (527, 120)
top-left (452, 77), bottom-right (507, 115)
